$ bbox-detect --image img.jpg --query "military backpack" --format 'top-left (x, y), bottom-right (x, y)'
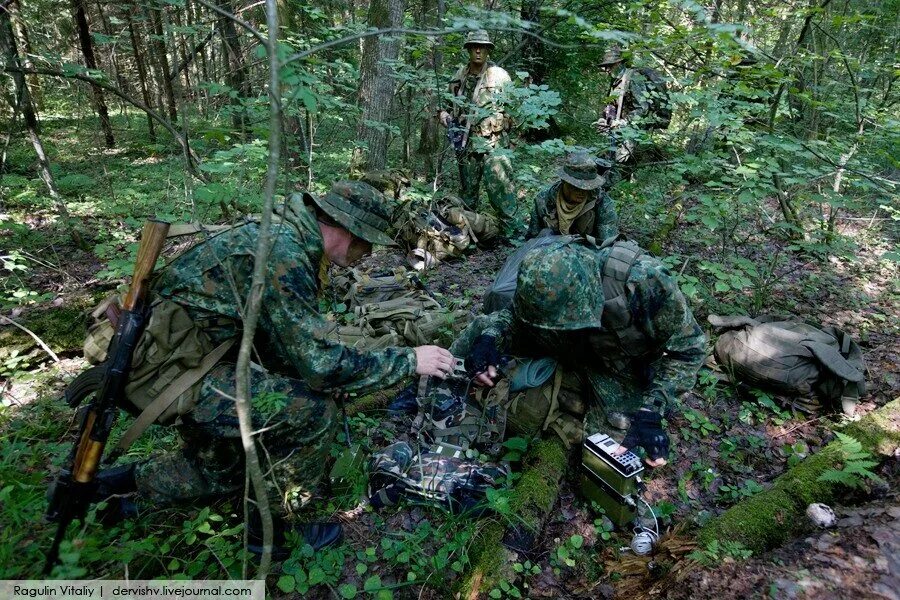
top-left (709, 314), bottom-right (866, 415)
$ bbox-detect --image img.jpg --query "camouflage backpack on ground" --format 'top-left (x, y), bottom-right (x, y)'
top-left (709, 314), bottom-right (866, 415)
top-left (323, 268), bottom-right (468, 350)
top-left (367, 357), bottom-right (585, 512)
top-left (396, 195), bottom-right (499, 269)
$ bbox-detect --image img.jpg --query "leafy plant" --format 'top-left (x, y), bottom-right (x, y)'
top-left (688, 539), bottom-right (753, 566)
top-left (818, 433), bottom-right (883, 490)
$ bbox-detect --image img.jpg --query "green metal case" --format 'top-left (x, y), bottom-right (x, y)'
top-left (579, 433), bottom-right (644, 526)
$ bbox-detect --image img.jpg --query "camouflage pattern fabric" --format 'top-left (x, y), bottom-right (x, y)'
top-left (152, 196), bottom-right (416, 392)
top-left (134, 362), bottom-right (337, 516)
top-left (457, 147), bottom-right (520, 238)
top-left (129, 195), bottom-right (417, 517)
top-left (368, 441), bottom-right (509, 511)
top-left (448, 61), bottom-right (521, 237)
top-left (451, 242), bottom-right (706, 420)
top-left (525, 180), bottom-right (619, 240)
top-left (397, 195), bottom-right (500, 266)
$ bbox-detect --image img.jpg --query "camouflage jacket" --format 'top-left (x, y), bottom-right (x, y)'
top-left (448, 62), bottom-right (511, 143)
top-left (451, 251), bottom-right (705, 414)
top-left (152, 198), bottom-right (417, 393)
top-left (607, 67), bottom-right (666, 124)
top-left (525, 180), bottom-right (619, 240)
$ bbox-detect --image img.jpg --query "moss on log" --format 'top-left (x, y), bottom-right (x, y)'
top-left (698, 398), bottom-right (900, 553)
top-left (459, 437), bottom-right (570, 598)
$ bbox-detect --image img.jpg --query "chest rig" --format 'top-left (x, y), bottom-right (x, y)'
top-left (591, 238), bottom-right (656, 365)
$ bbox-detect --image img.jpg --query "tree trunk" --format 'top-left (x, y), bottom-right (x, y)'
top-left (218, 0), bottom-right (249, 133)
top-left (127, 11), bottom-right (157, 142)
top-left (148, 4), bottom-right (178, 122)
top-left (171, 6), bottom-right (193, 93)
top-left (0, 11), bottom-right (83, 247)
top-left (10, 1), bottom-right (42, 110)
top-left (352, 0), bottom-right (407, 172)
top-left (71, 0), bottom-right (115, 147)
top-left (416, 0), bottom-right (444, 179)
top-left (698, 398), bottom-right (900, 553)
top-left (519, 0), bottom-right (546, 84)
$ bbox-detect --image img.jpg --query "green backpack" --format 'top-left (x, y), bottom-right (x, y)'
top-left (709, 315), bottom-right (866, 415)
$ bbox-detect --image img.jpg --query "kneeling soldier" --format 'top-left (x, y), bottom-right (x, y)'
top-left (82, 181), bottom-right (454, 554)
top-left (451, 237), bottom-right (706, 466)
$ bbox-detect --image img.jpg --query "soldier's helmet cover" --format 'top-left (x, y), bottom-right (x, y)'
top-left (513, 242), bottom-right (605, 330)
top-left (557, 152), bottom-right (606, 190)
top-left (463, 29), bottom-right (495, 49)
top-left (305, 180), bottom-right (397, 246)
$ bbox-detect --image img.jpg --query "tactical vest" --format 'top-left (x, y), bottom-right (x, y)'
top-left (590, 238), bottom-right (658, 364)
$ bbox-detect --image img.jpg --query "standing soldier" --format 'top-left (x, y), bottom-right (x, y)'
top-left (593, 45), bottom-right (671, 165)
top-left (439, 30), bottom-right (520, 238)
top-left (526, 152), bottom-right (619, 240)
top-left (77, 181), bottom-right (455, 555)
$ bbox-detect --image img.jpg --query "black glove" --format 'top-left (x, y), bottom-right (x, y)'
top-left (622, 410), bottom-right (669, 463)
top-left (465, 335), bottom-right (501, 376)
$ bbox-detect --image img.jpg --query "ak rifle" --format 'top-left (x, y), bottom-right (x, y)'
top-left (44, 220), bottom-right (170, 574)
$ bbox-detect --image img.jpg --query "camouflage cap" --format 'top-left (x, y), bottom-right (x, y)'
top-left (306, 180), bottom-right (397, 246)
top-left (557, 152), bottom-right (606, 190)
top-left (513, 242), bottom-right (605, 330)
top-left (463, 29), bottom-right (495, 49)
top-left (599, 44), bottom-right (624, 66)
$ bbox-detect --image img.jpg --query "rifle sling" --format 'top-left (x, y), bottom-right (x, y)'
top-left (114, 338), bottom-right (235, 455)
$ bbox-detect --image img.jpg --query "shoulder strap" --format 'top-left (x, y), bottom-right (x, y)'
top-left (708, 314), bottom-right (760, 330)
top-left (112, 338), bottom-right (235, 456)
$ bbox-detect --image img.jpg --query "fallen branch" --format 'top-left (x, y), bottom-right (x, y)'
top-left (0, 314), bottom-right (60, 363)
top-left (698, 398), bottom-right (900, 553)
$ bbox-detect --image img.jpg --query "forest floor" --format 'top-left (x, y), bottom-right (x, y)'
top-left (0, 114), bottom-right (898, 598)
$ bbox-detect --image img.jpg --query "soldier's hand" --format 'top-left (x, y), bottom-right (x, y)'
top-left (414, 345), bottom-right (455, 379)
top-left (473, 365), bottom-right (498, 387)
top-left (618, 410), bottom-right (670, 467)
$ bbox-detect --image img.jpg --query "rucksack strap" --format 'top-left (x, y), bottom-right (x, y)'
top-left (112, 338), bottom-right (236, 457)
top-left (802, 341), bottom-right (865, 383)
top-left (708, 314), bottom-right (759, 330)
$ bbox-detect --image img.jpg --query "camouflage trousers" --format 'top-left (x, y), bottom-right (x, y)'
top-left (457, 148), bottom-right (520, 237)
top-left (134, 362), bottom-right (338, 518)
top-left (507, 365), bottom-right (652, 450)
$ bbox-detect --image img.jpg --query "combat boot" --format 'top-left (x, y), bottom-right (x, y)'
top-left (247, 513), bottom-right (343, 559)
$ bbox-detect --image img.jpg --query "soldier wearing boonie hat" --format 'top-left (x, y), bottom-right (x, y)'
top-left (525, 151), bottom-right (619, 240)
top-left (439, 30), bottom-right (522, 238)
top-left (90, 179), bottom-right (455, 559)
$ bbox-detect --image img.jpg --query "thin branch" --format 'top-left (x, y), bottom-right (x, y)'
top-left (282, 26), bottom-right (587, 66)
top-left (0, 315), bottom-right (60, 363)
top-left (194, 0), bottom-right (265, 44)
top-left (5, 66), bottom-right (206, 181)
top-left (232, 0), bottom-right (281, 580)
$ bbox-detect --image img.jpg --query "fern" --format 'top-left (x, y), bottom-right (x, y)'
top-left (818, 432), bottom-right (883, 490)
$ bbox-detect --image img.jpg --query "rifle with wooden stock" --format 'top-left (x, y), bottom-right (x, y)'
top-left (44, 220), bottom-right (170, 574)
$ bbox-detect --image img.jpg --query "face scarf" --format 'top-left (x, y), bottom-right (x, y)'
top-left (555, 187), bottom-right (589, 235)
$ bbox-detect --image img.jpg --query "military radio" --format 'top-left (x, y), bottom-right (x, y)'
top-left (580, 433), bottom-right (645, 527)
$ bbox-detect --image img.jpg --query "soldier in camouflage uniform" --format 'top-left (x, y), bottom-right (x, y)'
top-left (439, 30), bottom-right (521, 238)
top-left (593, 45), bottom-right (669, 165)
top-left (451, 238), bottom-right (706, 466)
top-left (525, 152), bottom-right (619, 240)
top-left (93, 181), bottom-right (455, 552)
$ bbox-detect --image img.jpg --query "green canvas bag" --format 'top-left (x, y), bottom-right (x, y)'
top-left (709, 314), bottom-right (866, 415)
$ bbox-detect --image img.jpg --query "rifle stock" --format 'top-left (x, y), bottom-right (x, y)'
top-left (44, 219), bottom-right (169, 574)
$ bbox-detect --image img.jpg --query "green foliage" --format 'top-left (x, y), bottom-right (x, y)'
top-left (818, 432), bottom-right (883, 490)
top-left (688, 539), bottom-right (753, 566)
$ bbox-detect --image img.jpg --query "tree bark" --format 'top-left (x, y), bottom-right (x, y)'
top-left (519, 0), bottom-right (546, 84)
top-left (10, 0), bottom-right (42, 109)
top-left (218, 0), bottom-right (249, 133)
top-left (351, 0), bottom-right (407, 172)
top-left (0, 10), bottom-right (82, 247)
top-left (416, 0), bottom-right (444, 179)
top-left (127, 10), bottom-right (157, 142)
top-left (148, 3), bottom-right (178, 122)
top-left (71, 0), bottom-right (115, 147)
